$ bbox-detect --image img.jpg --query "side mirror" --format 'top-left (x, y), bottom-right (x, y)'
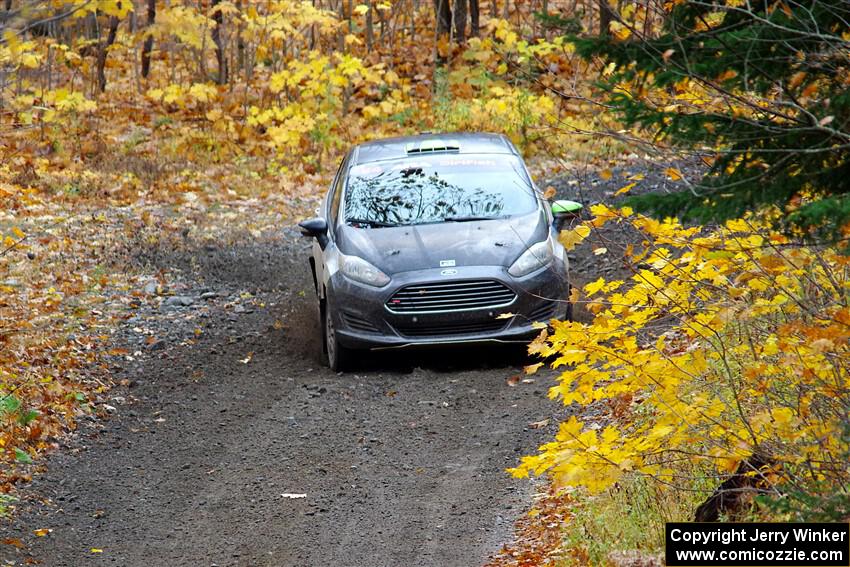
top-left (551, 200), bottom-right (583, 231)
top-left (298, 217), bottom-right (329, 249)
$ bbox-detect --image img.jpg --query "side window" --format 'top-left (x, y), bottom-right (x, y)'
top-left (328, 154), bottom-right (349, 229)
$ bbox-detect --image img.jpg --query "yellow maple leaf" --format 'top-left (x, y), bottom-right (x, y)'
top-left (584, 277), bottom-right (606, 297)
top-left (615, 182), bottom-right (636, 196)
top-left (665, 167), bottom-right (683, 181)
top-left (559, 225), bottom-right (590, 251)
top-left (609, 22), bottom-right (631, 41)
top-left (524, 362), bottom-right (544, 375)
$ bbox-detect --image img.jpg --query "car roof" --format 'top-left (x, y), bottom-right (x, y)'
top-left (352, 132), bottom-right (519, 165)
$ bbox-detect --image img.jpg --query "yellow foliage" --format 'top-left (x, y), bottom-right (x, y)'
top-left (152, 6), bottom-right (212, 50)
top-left (559, 226), bottom-right (591, 251)
top-left (512, 207), bottom-right (850, 501)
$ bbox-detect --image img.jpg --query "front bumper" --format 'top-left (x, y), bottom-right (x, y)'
top-left (328, 262), bottom-right (570, 350)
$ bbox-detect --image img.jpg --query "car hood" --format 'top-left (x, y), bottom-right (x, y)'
top-left (336, 210), bottom-right (550, 274)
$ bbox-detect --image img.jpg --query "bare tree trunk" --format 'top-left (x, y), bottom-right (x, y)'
top-left (377, 6), bottom-right (386, 46)
top-left (140, 0), bottom-right (155, 78)
top-left (365, 0), bottom-right (373, 51)
top-left (453, 0), bottom-right (467, 43)
top-left (338, 0), bottom-right (345, 51)
top-left (433, 0), bottom-right (451, 37)
top-left (46, 43), bottom-right (52, 90)
top-left (469, 0), bottom-right (479, 37)
top-left (236, 0), bottom-right (245, 74)
top-left (598, 0), bottom-right (612, 36)
top-left (212, 0), bottom-right (228, 84)
top-left (96, 15), bottom-right (119, 92)
top-left (343, 0), bottom-right (352, 115)
top-left (310, 0), bottom-right (317, 49)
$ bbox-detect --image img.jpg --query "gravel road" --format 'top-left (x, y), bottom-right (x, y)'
top-left (0, 229), bottom-right (564, 567)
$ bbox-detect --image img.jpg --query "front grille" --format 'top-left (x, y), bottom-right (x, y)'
top-left (394, 319), bottom-right (507, 338)
top-left (386, 280), bottom-right (516, 313)
top-left (341, 312), bottom-right (380, 334)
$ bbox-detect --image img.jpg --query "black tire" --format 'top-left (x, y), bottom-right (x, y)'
top-left (322, 298), bottom-right (352, 372)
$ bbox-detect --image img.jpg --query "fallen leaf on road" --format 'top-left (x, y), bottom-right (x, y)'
top-left (506, 375), bottom-right (521, 387)
top-left (665, 167), bottom-right (683, 181)
top-left (240, 352), bottom-right (254, 364)
top-left (91, 548), bottom-right (103, 553)
top-left (281, 493), bottom-right (307, 499)
top-left (614, 182), bottom-right (636, 196)
top-left (529, 419), bottom-right (551, 429)
top-left (524, 362), bottom-right (543, 375)
top-left (33, 528), bottom-right (51, 537)
top-left (3, 538), bottom-right (25, 548)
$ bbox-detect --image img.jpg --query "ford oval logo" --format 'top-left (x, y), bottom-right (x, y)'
top-left (440, 269), bottom-right (458, 276)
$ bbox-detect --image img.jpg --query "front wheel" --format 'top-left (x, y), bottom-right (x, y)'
top-left (323, 299), bottom-right (352, 372)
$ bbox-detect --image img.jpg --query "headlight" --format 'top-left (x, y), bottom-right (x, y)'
top-left (508, 238), bottom-right (554, 277)
top-left (340, 254), bottom-right (390, 287)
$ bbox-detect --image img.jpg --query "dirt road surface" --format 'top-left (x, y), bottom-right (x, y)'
top-left (0, 229), bottom-right (564, 567)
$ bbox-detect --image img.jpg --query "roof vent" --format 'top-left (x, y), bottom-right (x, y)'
top-left (406, 139), bottom-right (461, 154)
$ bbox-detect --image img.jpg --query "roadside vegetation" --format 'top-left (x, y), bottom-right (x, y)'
top-left (1, 0), bottom-right (848, 563)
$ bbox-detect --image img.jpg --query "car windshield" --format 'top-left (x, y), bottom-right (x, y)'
top-left (343, 154), bottom-right (537, 227)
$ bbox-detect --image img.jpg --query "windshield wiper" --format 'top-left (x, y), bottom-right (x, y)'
top-left (346, 218), bottom-right (399, 228)
top-left (442, 215), bottom-right (500, 223)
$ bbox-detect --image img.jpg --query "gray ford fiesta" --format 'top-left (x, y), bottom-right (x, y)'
top-left (299, 132), bottom-right (580, 370)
